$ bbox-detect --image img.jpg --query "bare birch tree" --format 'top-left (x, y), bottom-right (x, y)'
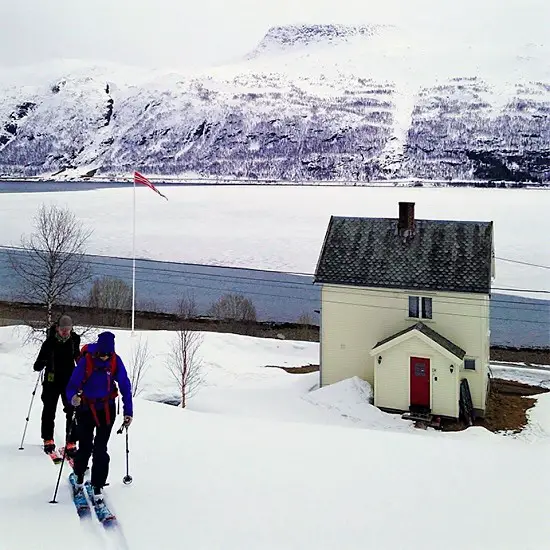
top-left (166, 329), bottom-right (204, 408)
top-left (177, 291), bottom-right (198, 320)
top-left (8, 204), bottom-right (92, 331)
top-left (208, 293), bottom-right (257, 322)
top-left (88, 276), bottom-right (131, 326)
top-left (129, 334), bottom-right (151, 397)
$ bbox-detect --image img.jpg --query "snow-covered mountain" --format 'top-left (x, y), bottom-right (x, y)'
top-left (0, 23), bottom-right (549, 182)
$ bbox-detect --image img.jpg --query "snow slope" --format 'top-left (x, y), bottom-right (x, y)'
top-left (0, 22), bottom-right (549, 182)
top-left (1, 325), bottom-right (550, 550)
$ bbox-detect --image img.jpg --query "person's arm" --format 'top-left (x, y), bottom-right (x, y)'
top-left (66, 357), bottom-right (86, 403)
top-left (33, 340), bottom-right (50, 371)
top-left (115, 356), bottom-right (134, 418)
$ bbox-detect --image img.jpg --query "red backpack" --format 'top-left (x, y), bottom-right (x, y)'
top-left (77, 344), bottom-right (119, 426)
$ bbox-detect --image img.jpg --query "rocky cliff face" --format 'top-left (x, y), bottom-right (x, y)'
top-left (0, 24), bottom-right (548, 182)
top-left (405, 79), bottom-right (550, 183)
top-left (245, 24), bottom-right (382, 58)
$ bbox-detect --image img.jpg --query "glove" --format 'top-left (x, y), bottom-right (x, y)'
top-left (123, 415), bottom-right (133, 428)
top-left (71, 394), bottom-right (81, 407)
top-left (33, 361), bottom-right (46, 372)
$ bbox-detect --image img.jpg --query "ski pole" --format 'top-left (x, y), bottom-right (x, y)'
top-left (19, 371), bottom-right (42, 450)
top-left (49, 411), bottom-right (76, 504)
top-left (117, 423), bottom-right (133, 485)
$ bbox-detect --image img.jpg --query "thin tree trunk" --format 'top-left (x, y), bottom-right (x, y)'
top-left (166, 329), bottom-right (203, 410)
top-left (181, 343), bottom-right (187, 408)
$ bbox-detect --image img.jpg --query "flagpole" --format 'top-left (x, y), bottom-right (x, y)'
top-left (130, 171), bottom-right (167, 336)
top-left (131, 174), bottom-right (136, 335)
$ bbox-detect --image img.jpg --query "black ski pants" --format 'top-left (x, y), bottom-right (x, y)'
top-left (73, 403), bottom-right (116, 489)
top-left (40, 381), bottom-right (76, 443)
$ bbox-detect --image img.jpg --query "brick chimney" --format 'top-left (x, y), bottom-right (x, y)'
top-left (398, 202), bottom-right (415, 236)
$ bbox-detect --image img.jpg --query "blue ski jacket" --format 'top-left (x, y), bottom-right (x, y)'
top-left (66, 343), bottom-right (134, 418)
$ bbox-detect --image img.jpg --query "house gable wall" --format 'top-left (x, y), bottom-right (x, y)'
top-left (373, 334), bottom-right (460, 418)
top-left (320, 284), bottom-right (490, 413)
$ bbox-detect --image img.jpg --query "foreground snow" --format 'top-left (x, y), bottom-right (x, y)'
top-left (1, 326), bottom-right (550, 549)
top-left (1, 185), bottom-right (549, 299)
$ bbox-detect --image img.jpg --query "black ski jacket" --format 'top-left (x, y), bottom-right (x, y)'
top-left (33, 324), bottom-right (81, 388)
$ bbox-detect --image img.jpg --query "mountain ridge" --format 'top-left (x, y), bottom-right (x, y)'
top-left (0, 23), bottom-right (549, 183)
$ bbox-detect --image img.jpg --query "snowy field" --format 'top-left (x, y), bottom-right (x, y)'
top-left (0, 185), bottom-right (549, 300)
top-left (491, 363), bottom-right (550, 389)
top-left (1, 325), bottom-right (550, 550)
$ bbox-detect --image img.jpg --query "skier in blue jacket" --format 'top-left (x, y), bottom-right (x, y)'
top-left (66, 331), bottom-right (133, 502)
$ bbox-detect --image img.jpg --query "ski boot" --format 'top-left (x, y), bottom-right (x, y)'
top-left (74, 472), bottom-right (85, 491)
top-left (43, 439), bottom-right (55, 454)
top-left (92, 485), bottom-right (104, 504)
top-left (65, 441), bottom-right (77, 458)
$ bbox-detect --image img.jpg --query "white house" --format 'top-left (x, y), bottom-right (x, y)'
top-left (313, 202), bottom-right (495, 420)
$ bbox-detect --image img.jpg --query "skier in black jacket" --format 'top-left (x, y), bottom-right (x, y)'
top-left (33, 314), bottom-right (81, 456)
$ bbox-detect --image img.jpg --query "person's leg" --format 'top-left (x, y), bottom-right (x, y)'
top-left (40, 383), bottom-right (60, 449)
top-left (72, 410), bottom-right (95, 482)
top-left (90, 403), bottom-right (116, 490)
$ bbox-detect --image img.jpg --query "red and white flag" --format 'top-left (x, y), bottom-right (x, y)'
top-left (134, 171), bottom-right (168, 200)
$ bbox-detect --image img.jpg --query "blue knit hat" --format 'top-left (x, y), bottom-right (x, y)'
top-left (96, 331), bottom-right (115, 355)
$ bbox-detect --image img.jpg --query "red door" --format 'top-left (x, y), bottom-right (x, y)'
top-left (410, 357), bottom-right (430, 409)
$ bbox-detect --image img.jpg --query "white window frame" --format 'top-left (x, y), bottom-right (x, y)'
top-left (408, 296), bottom-right (433, 320)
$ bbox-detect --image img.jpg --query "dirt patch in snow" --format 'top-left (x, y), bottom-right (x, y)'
top-left (266, 364), bottom-right (319, 374)
top-left (481, 379), bottom-right (550, 433)
top-left (490, 347), bottom-right (550, 366)
top-left (443, 378), bottom-right (550, 433)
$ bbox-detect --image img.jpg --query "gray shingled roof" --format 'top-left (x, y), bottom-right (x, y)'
top-left (373, 322), bottom-right (466, 359)
top-left (314, 216), bottom-right (493, 294)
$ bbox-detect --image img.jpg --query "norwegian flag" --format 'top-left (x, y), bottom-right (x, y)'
top-left (133, 171), bottom-right (168, 200)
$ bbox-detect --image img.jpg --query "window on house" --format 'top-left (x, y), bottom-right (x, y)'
top-left (422, 297), bottom-right (432, 319)
top-left (408, 296), bottom-right (419, 317)
top-left (464, 359), bottom-right (476, 370)
top-left (415, 363), bottom-right (426, 377)
top-left (408, 296), bottom-right (432, 319)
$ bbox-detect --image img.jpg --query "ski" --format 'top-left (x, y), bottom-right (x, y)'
top-left (84, 482), bottom-right (117, 528)
top-left (68, 472), bottom-right (91, 519)
top-left (57, 447), bottom-right (90, 474)
top-left (46, 449), bottom-right (62, 464)
top-left (57, 447), bottom-right (75, 470)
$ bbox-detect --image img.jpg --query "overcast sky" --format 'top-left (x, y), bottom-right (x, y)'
top-left (0, 0), bottom-right (547, 69)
